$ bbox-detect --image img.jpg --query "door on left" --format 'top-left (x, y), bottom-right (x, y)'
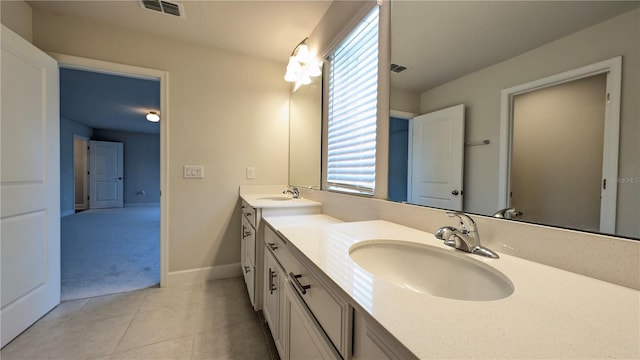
top-left (1, 25), bottom-right (60, 347)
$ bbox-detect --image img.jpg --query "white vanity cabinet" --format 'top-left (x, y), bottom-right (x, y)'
top-left (239, 196), bottom-right (320, 311)
top-left (240, 200), bottom-right (260, 309)
top-left (263, 224), bottom-right (350, 360)
top-left (263, 248), bottom-right (285, 355)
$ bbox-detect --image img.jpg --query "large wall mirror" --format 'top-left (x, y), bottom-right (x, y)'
top-left (289, 74), bottom-right (322, 189)
top-left (389, 1), bottom-right (639, 238)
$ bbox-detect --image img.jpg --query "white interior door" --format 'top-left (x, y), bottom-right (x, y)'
top-left (89, 140), bottom-right (124, 209)
top-left (1, 25), bottom-right (60, 347)
top-left (409, 104), bottom-right (465, 210)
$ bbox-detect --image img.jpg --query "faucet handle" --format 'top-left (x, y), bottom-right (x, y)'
top-left (446, 211), bottom-right (477, 233)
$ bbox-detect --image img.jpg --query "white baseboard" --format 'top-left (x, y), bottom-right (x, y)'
top-left (125, 202), bottom-right (160, 208)
top-left (167, 263), bottom-right (241, 287)
top-left (61, 209), bottom-right (75, 217)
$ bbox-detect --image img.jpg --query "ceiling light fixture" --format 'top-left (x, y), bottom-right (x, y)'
top-left (284, 37), bottom-right (322, 90)
top-left (146, 111), bottom-right (160, 122)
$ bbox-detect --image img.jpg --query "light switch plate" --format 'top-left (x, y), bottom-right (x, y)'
top-left (246, 167), bottom-right (256, 180)
top-left (184, 165), bottom-right (205, 179)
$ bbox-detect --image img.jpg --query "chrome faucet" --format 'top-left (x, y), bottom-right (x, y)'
top-left (282, 186), bottom-right (300, 199)
top-left (492, 207), bottom-right (522, 219)
top-left (435, 212), bottom-right (499, 259)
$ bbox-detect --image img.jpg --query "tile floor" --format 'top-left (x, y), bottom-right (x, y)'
top-left (1, 277), bottom-right (278, 360)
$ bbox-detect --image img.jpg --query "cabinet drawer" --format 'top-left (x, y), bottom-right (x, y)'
top-left (241, 201), bottom-right (256, 228)
top-left (286, 253), bottom-right (347, 356)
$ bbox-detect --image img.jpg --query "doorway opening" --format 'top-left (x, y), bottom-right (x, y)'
top-left (73, 135), bottom-right (89, 212)
top-left (55, 55), bottom-right (168, 300)
top-left (498, 57), bottom-right (621, 233)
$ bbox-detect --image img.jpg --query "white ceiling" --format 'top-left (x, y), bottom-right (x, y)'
top-left (391, 1), bottom-right (640, 93)
top-left (28, 0), bottom-right (333, 64)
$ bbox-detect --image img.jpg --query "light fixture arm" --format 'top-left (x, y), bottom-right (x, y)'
top-left (290, 37), bottom-right (309, 56)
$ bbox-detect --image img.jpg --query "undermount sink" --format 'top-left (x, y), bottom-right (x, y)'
top-left (349, 240), bottom-right (514, 301)
top-left (257, 196), bottom-right (292, 201)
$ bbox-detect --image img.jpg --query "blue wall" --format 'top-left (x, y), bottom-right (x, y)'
top-left (388, 117), bottom-right (409, 202)
top-left (92, 129), bottom-right (160, 205)
top-left (60, 117), bottom-right (93, 216)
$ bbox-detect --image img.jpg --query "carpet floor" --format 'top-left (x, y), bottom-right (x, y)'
top-left (61, 206), bottom-right (160, 301)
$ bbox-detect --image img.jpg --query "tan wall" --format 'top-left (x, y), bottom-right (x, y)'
top-left (419, 9), bottom-right (639, 237)
top-left (32, 10), bottom-right (290, 273)
top-left (1, 0), bottom-right (32, 42)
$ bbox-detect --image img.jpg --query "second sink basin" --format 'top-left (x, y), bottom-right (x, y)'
top-left (257, 196), bottom-right (292, 201)
top-left (349, 240), bottom-right (513, 301)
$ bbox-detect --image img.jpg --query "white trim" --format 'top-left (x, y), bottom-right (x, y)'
top-left (390, 109), bottom-right (416, 119)
top-left (498, 56), bottom-right (621, 233)
top-left (50, 53), bottom-right (170, 288)
top-left (167, 264), bottom-right (242, 287)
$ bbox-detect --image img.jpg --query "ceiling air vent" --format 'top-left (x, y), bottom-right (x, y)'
top-left (140, 0), bottom-right (185, 18)
top-left (390, 64), bottom-right (408, 73)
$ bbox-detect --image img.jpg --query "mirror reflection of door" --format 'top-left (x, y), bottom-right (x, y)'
top-left (409, 104), bottom-right (465, 210)
top-left (510, 74), bottom-right (607, 232)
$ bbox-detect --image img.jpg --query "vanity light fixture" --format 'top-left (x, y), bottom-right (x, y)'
top-left (284, 37), bottom-right (322, 89)
top-left (146, 111), bottom-right (160, 122)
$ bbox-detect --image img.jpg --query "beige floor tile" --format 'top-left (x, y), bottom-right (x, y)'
top-left (110, 336), bottom-right (194, 360)
top-left (191, 317), bottom-right (270, 360)
top-left (117, 291), bottom-right (257, 353)
top-left (39, 298), bottom-right (89, 324)
top-left (1, 314), bottom-right (133, 360)
top-left (70, 290), bottom-right (148, 323)
top-left (138, 283), bottom-right (203, 312)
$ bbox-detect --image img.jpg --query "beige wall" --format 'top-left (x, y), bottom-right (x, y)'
top-left (390, 87), bottom-right (419, 114)
top-left (1, 0), bottom-right (32, 42)
top-left (419, 9), bottom-right (639, 237)
top-left (32, 10), bottom-right (290, 273)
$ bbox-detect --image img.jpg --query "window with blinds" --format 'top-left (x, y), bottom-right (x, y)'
top-left (327, 6), bottom-right (379, 195)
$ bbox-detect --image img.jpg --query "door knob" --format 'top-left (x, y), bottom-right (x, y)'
top-left (118, 177), bottom-right (123, 180)
top-left (451, 190), bottom-right (459, 196)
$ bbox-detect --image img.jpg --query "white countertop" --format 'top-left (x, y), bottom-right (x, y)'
top-left (240, 193), bottom-right (321, 209)
top-left (265, 217), bottom-right (640, 359)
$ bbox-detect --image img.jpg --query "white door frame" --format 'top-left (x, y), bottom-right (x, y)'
top-left (73, 134), bottom-right (89, 211)
top-left (51, 53), bottom-right (170, 287)
top-left (498, 56), bottom-right (622, 233)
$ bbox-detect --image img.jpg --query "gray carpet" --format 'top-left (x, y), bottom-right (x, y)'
top-left (61, 206), bottom-right (160, 301)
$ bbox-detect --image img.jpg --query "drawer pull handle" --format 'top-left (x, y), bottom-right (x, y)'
top-left (289, 272), bottom-right (310, 295)
top-left (244, 266), bottom-right (251, 274)
top-left (269, 268), bottom-right (277, 294)
top-left (267, 243), bottom-right (278, 251)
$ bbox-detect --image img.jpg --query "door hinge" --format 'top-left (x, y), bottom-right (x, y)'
top-left (606, 93), bottom-right (610, 103)
top-left (603, 178), bottom-right (607, 189)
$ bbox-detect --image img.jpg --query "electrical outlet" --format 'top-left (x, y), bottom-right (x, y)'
top-left (246, 167), bottom-right (256, 180)
top-left (183, 165), bottom-right (205, 179)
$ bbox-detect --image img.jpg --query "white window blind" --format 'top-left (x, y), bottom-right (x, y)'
top-left (327, 6), bottom-right (379, 194)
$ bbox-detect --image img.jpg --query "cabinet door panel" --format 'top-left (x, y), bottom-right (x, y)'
top-left (263, 250), bottom-right (280, 335)
top-left (285, 280), bottom-right (340, 360)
